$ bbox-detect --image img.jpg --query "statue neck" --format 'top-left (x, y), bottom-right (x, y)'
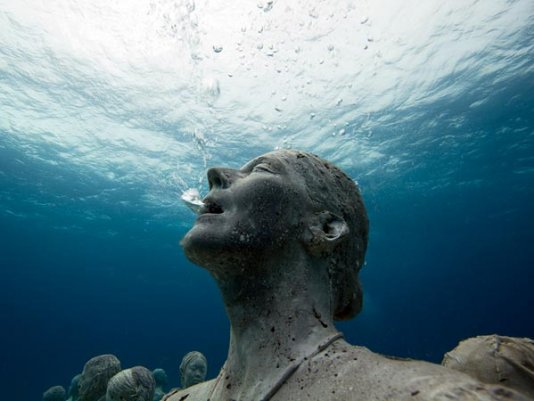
top-left (211, 248), bottom-right (339, 400)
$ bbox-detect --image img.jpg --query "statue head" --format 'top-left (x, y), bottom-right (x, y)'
top-left (179, 351), bottom-right (208, 389)
top-left (43, 385), bottom-right (66, 401)
top-left (105, 367), bottom-right (155, 401)
top-left (78, 354), bottom-right (121, 401)
top-left (67, 374), bottom-right (81, 401)
top-left (151, 368), bottom-right (168, 388)
top-left (181, 150), bottom-right (369, 319)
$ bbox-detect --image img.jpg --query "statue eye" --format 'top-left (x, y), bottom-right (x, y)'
top-left (252, 163), bottom-right (275, 173)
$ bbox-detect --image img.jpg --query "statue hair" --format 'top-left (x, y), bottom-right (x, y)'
top-left (106, 367), bottom-right (155, 401)
top-left (276, 150), bottom-right (369, 320)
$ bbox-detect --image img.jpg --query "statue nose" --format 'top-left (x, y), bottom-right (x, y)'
top-left (207, 167), bottom-right (237, 189)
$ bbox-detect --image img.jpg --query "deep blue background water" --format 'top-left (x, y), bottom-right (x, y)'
top-left (1, 1), bottom-right (534, 400)
top-left (1, 82), bottom-right (533, 399)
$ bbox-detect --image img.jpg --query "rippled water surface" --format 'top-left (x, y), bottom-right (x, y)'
top-left (1, 0), bottom-right (533, 399)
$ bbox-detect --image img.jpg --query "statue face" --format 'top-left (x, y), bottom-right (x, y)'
top-left (181, 151), bottom-right (310, 271)
top-left (183, 359), bottom-right (207, 388)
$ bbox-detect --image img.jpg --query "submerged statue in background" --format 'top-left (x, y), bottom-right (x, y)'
top-left (179, 351), bottom-right (208, 389)
top-left (106, 366), bottom-right (155, 401)
top-left (43, 385), bottom-right (67, 401)
top-left (164, 149), bottom-right (530, 401)
top-left (443, 335), bottom-right (534, 399)
top-left (151, 368), bottom-right (168, 401)
top-left (78, 354), bottom-right (121, 401)
top-left (66, 374), bottom-right (81, 401)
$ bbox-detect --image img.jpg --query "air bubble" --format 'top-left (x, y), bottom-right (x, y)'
top-left (186, 0), bottom-right (195, 12)
top-left (263, 1), bottom-right (274, 12)
top-left (181, 189), bottom-right (204, 214)
top-left (202, 77), bottom-right (221, 98)
top-left (213, 45), bottom-right (223, 53)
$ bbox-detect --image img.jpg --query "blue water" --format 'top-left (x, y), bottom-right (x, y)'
top-left (1, 1), bottom-right (534, 400)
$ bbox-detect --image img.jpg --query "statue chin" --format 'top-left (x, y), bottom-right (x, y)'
top-left (180, 231), bottom-right (213, 268)
top-left (180, 220), bottom-right (222, 255)
top-left (181, 219), bottom-right (274, 273)
top-left (180, 229), bottom-right (239, 273)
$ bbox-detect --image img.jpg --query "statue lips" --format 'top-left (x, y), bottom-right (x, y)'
top-left (196, 197), bottom-right (225, 222)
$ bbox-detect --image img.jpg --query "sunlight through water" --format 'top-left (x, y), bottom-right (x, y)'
top-left (0, 0), bottom-right (533, 228)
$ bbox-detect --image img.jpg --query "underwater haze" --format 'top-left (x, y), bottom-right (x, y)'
top-left (1, 0), bottom-right (533, 400)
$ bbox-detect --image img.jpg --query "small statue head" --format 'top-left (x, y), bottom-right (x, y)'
top-left (43, 385), bottom-right (66, 401)
top-left (78, 354), bottom-right (121, 401)
top-left (179, 351), bottom-right (208, 389)
top-left (151, 368), bottom-right (168, 388)
top-left (106, 366), bottom-right (155, 401)
top-left (67, 374), bottom-right (81, 401)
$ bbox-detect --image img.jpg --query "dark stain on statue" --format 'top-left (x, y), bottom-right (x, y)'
top-left (313, 306), bottom-right (328, 328)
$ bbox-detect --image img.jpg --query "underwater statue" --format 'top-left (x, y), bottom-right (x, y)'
top-left (164, 149), bottom-right (530, 401)
top-left (43, 385), bottom-right (67, 401)
top-left (106, 366), bottom-right (155, 401)
top-left (179, 351), bottom-right (208, 389)
top-left (443, 335), bottom-right (534, 399)
top-left (66, 374), bottom-right (81, 401)
top-left (151, 368), bottom-right (168, 401)
top-left (78, 354), bottom-right (121, 401)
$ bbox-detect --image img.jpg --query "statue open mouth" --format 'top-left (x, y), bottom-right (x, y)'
top-left (199, 200), bottom-right (224, 215)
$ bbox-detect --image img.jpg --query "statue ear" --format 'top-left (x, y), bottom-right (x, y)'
top-left (303, 211), bottom-right (349, 256)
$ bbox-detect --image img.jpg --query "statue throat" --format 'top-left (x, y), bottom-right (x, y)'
top-left (207, 332), bottom-right (344, 401)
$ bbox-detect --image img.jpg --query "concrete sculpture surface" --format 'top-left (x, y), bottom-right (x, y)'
top-left (164, 150), bottom-right (531, 401)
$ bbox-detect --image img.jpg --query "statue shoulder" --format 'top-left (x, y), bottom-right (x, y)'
top-left (161, 380), bottom-right (214, 401)
top-left (277, 341), bottom-right (531, 401)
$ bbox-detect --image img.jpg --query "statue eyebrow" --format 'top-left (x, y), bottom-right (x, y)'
top-left (250, 158), bottom-right (285, 172)
top-left (241, 157), bottom-right (268, 171)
